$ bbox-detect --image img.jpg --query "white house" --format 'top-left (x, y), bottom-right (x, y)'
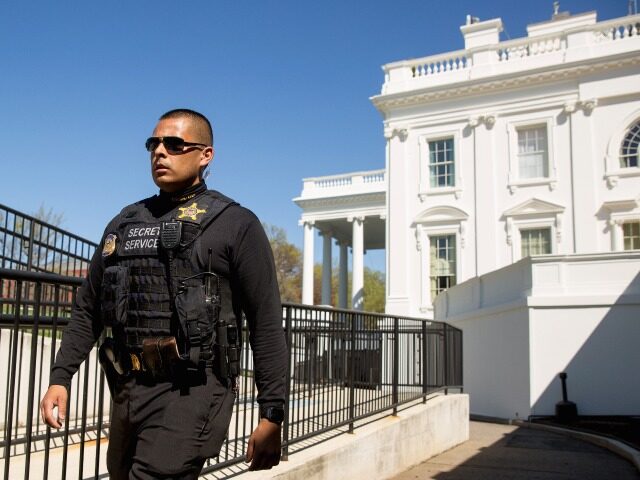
top-left (295, 8), bottom-right (640, 318)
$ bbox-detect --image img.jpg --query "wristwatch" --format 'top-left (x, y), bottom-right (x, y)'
top-left (260, 406), bottom-right (285, 425)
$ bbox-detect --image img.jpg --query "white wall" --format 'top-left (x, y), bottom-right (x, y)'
top-left (435, 252), bottom-right (640, 419)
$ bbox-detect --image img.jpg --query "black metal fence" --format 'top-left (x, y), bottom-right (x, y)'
top-left (0, 268), bottom-right (463, 479)
top-left (0, 203), bottom-right (97, 276)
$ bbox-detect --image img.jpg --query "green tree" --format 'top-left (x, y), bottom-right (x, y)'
top-left (262, 223), bottom-right (302, 302)
top-left (363, 268), bottom-right (385, 313)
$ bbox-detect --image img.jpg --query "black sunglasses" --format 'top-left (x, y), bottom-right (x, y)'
top-left (145, 136), bottom-right (208, 153)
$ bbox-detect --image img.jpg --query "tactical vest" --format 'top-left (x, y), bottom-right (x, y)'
top-left (100, 191), bottom-right (237, 366)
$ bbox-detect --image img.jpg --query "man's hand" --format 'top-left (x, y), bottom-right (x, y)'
top-left (245, 418), bottom-right (282, 471)
top-left (40, 385), bottom-right (68, 429)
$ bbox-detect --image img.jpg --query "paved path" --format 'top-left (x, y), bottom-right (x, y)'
top-left (392, 421), bottom-right (639, 480)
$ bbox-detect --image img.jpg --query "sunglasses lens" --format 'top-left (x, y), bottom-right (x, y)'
top-left (145, 137), bottom-right (160, 152)
top-left (163, 137), bottom-right (184, 153)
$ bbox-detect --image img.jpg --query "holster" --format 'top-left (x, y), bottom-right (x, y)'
top-left (98, 337), bottom-right (124, 396)
top-left (142, 336), bottom-right (180, 376)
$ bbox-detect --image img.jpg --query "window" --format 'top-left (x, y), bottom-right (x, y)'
top-left (620, 122), bottom-right (640, 169)
top-left (429, 138), bottom-right (455, 187)
top-left (430, 235), bottom-right (456, 298)
top-left (517, 126), bottom-right (548, 179)
top-left (520, 228), bottom-right (551, 257)
top-left (623, 222), bottom-right (640, 250)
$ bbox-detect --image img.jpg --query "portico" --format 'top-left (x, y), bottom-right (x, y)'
top-left (294, 170), bottom-right (386, 309)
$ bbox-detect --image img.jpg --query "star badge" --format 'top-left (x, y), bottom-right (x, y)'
top-left (177, 202), bottom-right (207, 221)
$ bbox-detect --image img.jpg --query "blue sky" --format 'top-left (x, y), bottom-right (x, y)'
top-left (0, 0), bottom-right (625, 271)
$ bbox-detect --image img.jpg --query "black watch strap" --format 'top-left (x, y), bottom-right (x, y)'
top-left (260, 406), bottom-right (285, 425)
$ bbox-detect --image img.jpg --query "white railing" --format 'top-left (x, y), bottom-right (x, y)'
top-left (380, 13), bottom-right (640, 93)
top-left (298, 169), bottom-right (386, 199)
top-left (314, 176), bottom-right (352, 188)
top-left (497, 34), bottom-right (565, 62)
top-left (408, 50), bottom-right (471, 78)
top-left (593, 15), bottom-right (640, 42)
top-left (363, 171), bottom-right (385, 183)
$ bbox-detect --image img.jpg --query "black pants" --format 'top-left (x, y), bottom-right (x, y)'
top-left (106, 370), bottom-right (234, 479)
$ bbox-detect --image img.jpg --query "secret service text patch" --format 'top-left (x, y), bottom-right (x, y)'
top-left (118, 224), bottom-right (161, 257)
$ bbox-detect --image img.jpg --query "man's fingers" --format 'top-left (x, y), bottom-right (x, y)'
top-left (41, 397), bottom-right (61, 429)
top-left (57, 395), bottom-right (67, 425)
top-left (245, 436), bottom-right (255, 463)
top-left (40, 386), bottom-right (67, 429)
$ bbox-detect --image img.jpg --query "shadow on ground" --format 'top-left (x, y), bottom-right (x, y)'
top-left (392, 421), bottom-right (639, 480)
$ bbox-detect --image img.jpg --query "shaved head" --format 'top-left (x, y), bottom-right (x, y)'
top-left (159, 109), bottom-right (213, 146)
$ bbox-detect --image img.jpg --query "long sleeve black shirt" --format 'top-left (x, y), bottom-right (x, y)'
top-left (50, 183), bottom-right (287, 408)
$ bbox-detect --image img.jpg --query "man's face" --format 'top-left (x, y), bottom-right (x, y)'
top-left (149, 116), bottom-right (213, 193)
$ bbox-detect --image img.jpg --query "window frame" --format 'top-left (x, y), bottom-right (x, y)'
top-left (622, 221), bottom-right (640, 251)
top-left (418, 130), bottom-right (463, 200)
top-left (503, 198), bottom-right (564, 262)
top-left (507, 118), bottom-right (557, 194)
top-left (519, 227), bottom-right (553, 258)
top-left (429, 233), bottom-right (458, 300)
top-left (604, 113), bottom-right (640, 188)
top-left (414, 208), bottom-right (467, 313)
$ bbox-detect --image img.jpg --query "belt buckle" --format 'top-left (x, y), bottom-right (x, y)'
top-left (130, 352), bottom-right (142, 371)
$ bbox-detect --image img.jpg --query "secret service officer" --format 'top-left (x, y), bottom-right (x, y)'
top-left (40, 109), bottom-right (288, 479)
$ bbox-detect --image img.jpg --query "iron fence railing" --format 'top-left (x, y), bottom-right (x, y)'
top-left (0, 203), bottom-right (97, 276)
top-left (0, 268), bottom-right (463, 479)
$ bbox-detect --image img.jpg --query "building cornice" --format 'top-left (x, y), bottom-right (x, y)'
top-left (371, 53), bottom-right (640, 113)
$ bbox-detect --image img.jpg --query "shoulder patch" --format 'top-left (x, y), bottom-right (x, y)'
top-left (102, 234), bottom-right (118, 257)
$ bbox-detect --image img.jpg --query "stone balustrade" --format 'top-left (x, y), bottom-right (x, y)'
top-left (380, 13), bottom-right (640, 96)
top-left (594, 15), bottom-right (640, 42)
top-left (298, 169), bottom-right (386, 199)
top-left (497, 34), bottom-right (564, 62)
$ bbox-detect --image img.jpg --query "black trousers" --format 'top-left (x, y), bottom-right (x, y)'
top-left (106, 369), bottom-right (234, 480)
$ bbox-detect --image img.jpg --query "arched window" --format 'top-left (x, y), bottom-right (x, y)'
top-left (620, 120), bottom-right (640, 168)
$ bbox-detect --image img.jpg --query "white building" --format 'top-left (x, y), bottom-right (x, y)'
top-left (295, 8), bottom-right (640, 317)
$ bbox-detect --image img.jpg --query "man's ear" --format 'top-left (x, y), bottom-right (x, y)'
top-left (200, 146), bottom-right (214, 169)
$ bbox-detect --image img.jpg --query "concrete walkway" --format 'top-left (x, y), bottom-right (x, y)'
top-left (392, 421), bottom-right (639, 480)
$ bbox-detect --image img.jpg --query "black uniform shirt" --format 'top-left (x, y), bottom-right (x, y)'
top-left (50, 183), bottom-right (287, 408)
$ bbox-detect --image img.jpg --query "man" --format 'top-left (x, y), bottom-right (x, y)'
top-left (40, 109), bottom-right (288, 479)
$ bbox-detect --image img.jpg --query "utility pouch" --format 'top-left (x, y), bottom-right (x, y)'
top-left (175, 283), bottom-right (216, 366)
top-left (142, 336), bottom-right (180, 376)
top-left (214, 322), bottom-right (240, 379)
top-left (98, 337), bottom-right (125, 396)
top-left (100, 266), bottom-right (129, 327)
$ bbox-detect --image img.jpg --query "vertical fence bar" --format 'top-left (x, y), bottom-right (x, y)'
top-left (422, 320), bottom-right (428, 402)
top-left (443, 324), bottom-right (449, 395)
top-left (392, 316), bottom-right (399, 415)
top-left (78, 355), bottom-right (91, 480)
top-left (24, 282), bottom-right (43, 480)
top-left (282, 305), bottom-right (292, 461)
top-left (348, 311), bottom-right (356, 433)
top-left (94, 364), bottom-right (106, 478)
top-left (3, 281), bottom-right (22, 480)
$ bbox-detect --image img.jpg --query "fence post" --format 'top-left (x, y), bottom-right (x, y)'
top-left (393, 316), bottom-right (399, 415)
top-left (348, 311), bottom-right (356, 433)
top-left (282, 305), bottom-right (293, 461)
top-left (422, 320), bottom-right (428, 403)
top-left (443, 324), bottom-right (449, 395)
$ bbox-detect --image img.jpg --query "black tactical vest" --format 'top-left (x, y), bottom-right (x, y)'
top-left (100, 191), bottom-right (237, 362)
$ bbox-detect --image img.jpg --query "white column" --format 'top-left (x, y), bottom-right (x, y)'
top-left (351, 216), bottom-right (364, 310)
top-left (302, 221), bottom-right (315, 304)
top-left (338, 241), bottom-right (348, 308)
top-left (321, 231), bottom-right (332, 305)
